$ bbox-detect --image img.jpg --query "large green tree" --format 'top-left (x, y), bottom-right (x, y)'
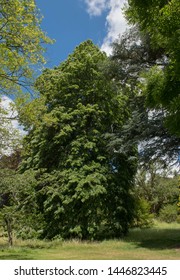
top-left (104, 27), bottom-right (179, 165)
top-left (0, 0), bottom-right (52, 165)
top-left (126, 0), bottom-right (180, 137)
top-left (21, 41), bottom-right (137, 240)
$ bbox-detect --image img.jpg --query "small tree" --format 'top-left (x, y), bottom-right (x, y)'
top-left (0, 169), bottom-right (43, 246)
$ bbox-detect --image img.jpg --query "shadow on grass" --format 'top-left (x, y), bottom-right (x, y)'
top-left (0, 239), bottom-right (61, 259)
top-left (0, 245), bottom-right (35, 260)
top-left (0, 254), bottom-right (34, 260)
top-left (125, 227), bottom-right (180, 250)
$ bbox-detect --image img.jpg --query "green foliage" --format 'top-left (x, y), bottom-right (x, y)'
top-left (132, 198), bottom-right (154, 228)
top-left (0, 0), bottom-right (53, 94)
top-left (126, 0), bottom-right (180, 136)
top-left (0, 168), bottom-right (44, 245)
top-left (105, 26), bottom-right (179, 165)
top-left (15, 94), bottom-right (47, 130)
top-left (135, 163), bottom-right (179, 215)
top-left (159, 204), bottom-right (179, 223)
top-left (21, 41), bottom-right (137, 240)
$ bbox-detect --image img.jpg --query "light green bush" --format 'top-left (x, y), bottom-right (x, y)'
top-left (159, 204), bottom-right (178, 223)
top-left (132, 198), bottom-right (154, 228)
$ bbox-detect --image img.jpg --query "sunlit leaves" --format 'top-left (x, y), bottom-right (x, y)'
top-left (0, 0), bottom-right (53, 94)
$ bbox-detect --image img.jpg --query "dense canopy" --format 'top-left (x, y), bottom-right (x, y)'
top-left (20, 41), bottom-right (137, 239)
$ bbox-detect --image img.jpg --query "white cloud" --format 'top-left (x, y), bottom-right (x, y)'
top-left (101, 0), bottom-right (128, 54)
top-left (0, 96), bottom-right (25, 144)
top-left (0, 96), bottom-right (21, 155)
top-left (84, 0), bottom-right (108, 16)
top-left (84, 0), bottom-right (128, 54)
top-left (1, 96), bottom-right (19, 130)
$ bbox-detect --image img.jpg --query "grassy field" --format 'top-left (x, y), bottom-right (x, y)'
top-left (0, 222), bottom-right (180, 260)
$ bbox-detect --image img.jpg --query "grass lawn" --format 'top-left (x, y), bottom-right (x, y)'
top-left (0, 222), bottom-right (180, 260)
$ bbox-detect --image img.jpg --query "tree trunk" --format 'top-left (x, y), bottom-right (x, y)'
top-left (4, 217), bottom-right (13, 247)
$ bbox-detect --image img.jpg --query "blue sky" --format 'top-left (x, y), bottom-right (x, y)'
top-left (36, 0), bottom-right (128, 69)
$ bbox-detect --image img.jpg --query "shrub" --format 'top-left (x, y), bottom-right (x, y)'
top-left (132, 198), bottom-right (154, 228)
top-left (159, 204), bottom-right (178, 223)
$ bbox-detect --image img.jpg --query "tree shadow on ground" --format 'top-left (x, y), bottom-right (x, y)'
top-left (0, 254), bottom-right (33, 260)
top-left (0, 244), bottom-right (35, 259)
top-left (125, 227), bottom-right (180, 250)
